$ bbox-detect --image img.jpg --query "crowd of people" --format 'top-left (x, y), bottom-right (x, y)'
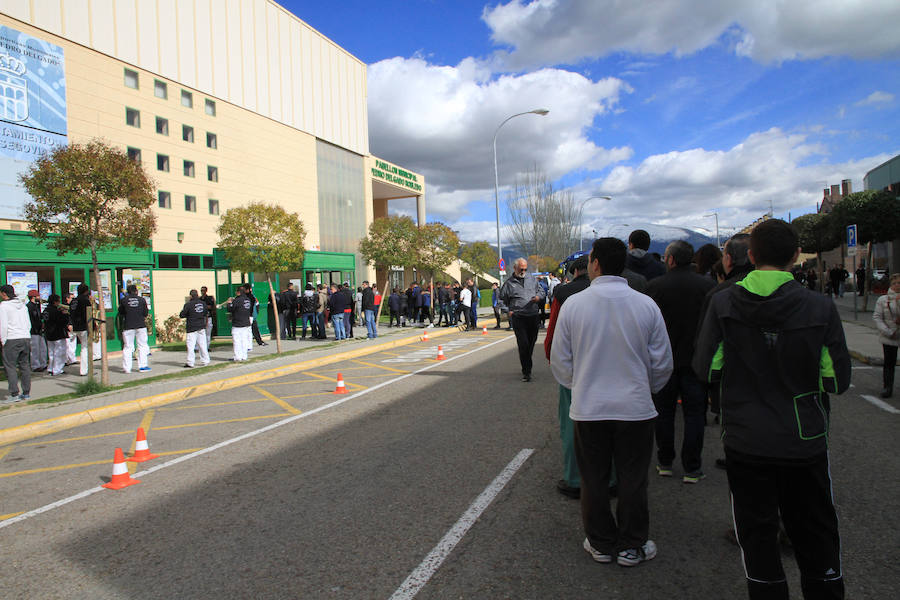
top-left (516, 223), bottom-right (854, 599)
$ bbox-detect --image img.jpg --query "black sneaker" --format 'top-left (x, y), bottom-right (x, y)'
top-left (556, 480), bottom-right (580, 499)
top-left (522, 373), bottom-right (532, 382)
top-left (617, 540), bottom-right (657, 567)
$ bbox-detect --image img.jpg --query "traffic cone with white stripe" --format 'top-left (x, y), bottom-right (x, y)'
top-left (333, 372), bottom-right (348, 394)
top-left (421, 330), bottom-right (429, 342)
top-left (102, 447), bottom-right (141, 490)
top-left (436, 345), bottom-right (446, 361)
top-left (127, 427), bottom-right (159, 463)
top-left (482, 326), bottom-right (488, 335)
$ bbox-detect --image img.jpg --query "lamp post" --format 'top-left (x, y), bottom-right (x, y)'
top-left (578, 195), bottom-right (612, 252)
top-left (607, 223), bottom-right (630, 237)
top-left (704, 211), bottom-right (720, 248)
top-left (493, 108), bottom-right (550, 284)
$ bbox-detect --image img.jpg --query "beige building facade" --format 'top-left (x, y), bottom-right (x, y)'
top-left (0, 1), bottom-right (424, 347)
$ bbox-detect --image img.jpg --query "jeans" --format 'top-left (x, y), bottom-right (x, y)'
top-left (652, 366), bottom-right (708, 473)
top-left (365, 309), bottom-right (377, 338)
top-left (316, 312), bottom-right (326, 338)
top-left (332, 313), bottom-right (346, 340)
top-left (299, 313), bottom-right (315, 338)
top-left (437, 302), bottom-right (450, 325)
top-left (558, 385), bottom-right (579, 488)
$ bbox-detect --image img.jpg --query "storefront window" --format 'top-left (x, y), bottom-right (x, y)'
top-left (316, 140), bottom-right (366, 284)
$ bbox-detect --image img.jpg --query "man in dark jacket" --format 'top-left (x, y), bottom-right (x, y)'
top-left (693, 219), bottom-right (850, 600)
top-left (70, 284), bottom-right (92, 376)
top-left (180, 289), bottom-right (209, 368)
top-left (243, 284), bottom-right (267, 347)
top-left (228, 288), bottom-right (253, 361)
top-left (341, 283), bottom-right (355, 338)
top-left (200, 286), bottom-right (217, 344)
top-left (647, 241), bottom-right (715, 483)
top-left (282, 282), bottom-right (298, 339)
top-left (328, 283), bottom-right (349, 340)
top-left (42, 294), bottom-right (70, 376)
top-left (498, 258), bottom-right (546, 381)
top-left (26, 290), bottom-right (47, 372)
top-left (388, 288), bottom-right (401, 327)
top-left (361, 280), bottom-right (377, 339)
top-left (119, 284), bottom-right (150, 373)
top-left (625, 230), bottom-right (666, 281)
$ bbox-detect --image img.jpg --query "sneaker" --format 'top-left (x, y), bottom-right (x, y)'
top-left (617, 540), bottom-right (657, 567)
top-left (683, 471), bottom-right (706, 484)
top-left (3, 395), bottom-right (20, 404)
top-left (522, 373), bottom-right (532, 382)
top-left (139, 367), bottom-right (151, 372)
top-left (583, 538), bottom-right (613, 563)
top-left (183, 364), bottom-right (193, 368)
top-left (656, 464), bottom-right (673, 477)
top-left (19, 394), bottom-right (30, 401)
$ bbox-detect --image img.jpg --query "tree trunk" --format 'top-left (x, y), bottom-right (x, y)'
top-left (85, 304), bottom-right (94, 382)
top-left (376, 279), bottom-right (389, 324)
top-left (90, 251), bottom-right (109, 386)
top-left (267, 275), bottom-right (282, 354)
top-left (863, 241), bottom-right (873, 311)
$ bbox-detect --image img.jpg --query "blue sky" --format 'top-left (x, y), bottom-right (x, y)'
top-left (284, 0), bottom-right (900, 243)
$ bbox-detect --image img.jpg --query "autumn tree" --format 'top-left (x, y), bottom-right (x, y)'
top-left (417, 222), bottom-right (460, 309)
top-left (217, 202), bottom-right (306, 354)
top-left (358, 215), bottom-right (419, 321)
top-left (21, 139), bottom-right (156, 385)
top-left (792, 212), bottom-right (839, 292)
top-left (460, 241), bottom-right (497, 287)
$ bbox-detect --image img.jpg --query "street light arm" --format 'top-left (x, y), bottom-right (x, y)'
top-left (578, 195), bottom-right (612, 252)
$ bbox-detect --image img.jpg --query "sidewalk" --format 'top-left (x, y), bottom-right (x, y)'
top-left (829, 292), bottom-right (889, 365)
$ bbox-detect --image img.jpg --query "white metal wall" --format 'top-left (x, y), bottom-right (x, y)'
top-left (0, 0), bottom-right (369, 156)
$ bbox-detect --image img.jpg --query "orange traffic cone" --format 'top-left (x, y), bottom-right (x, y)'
top-left (482, 326), bottom-right (488, 335)
top-left (422, 330), bottom-right (429, 342)
top-left (333, 372), bottom-right (348, 394)
top-left (102, 448), bottom-right (141, 490)
top-left (127, 427), bottom-right (159, 463)
top-left (436, 345), bottom-right (446, 361)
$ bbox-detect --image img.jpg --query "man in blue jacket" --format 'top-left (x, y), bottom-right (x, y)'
top-left (694, 219), bottom-right (850, 600)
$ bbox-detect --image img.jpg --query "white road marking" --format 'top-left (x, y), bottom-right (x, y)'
top-left (0, 335), bottom-right (515, 531)
top-left (860, 394), bottom-right (900, 414)
top-left (388, 449), bottom-right (534, 600)
top-left (852, 366), bottom-right (875, 370)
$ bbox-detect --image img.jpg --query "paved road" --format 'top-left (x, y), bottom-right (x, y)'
top-left (0, 330), bottom-right (897, 599)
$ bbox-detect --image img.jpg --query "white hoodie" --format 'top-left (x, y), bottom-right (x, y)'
top-left (0, 297), bottom-right (31, 343)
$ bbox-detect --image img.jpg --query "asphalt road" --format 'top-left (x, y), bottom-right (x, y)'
top-left (0, 330), bottom-right (897, 599)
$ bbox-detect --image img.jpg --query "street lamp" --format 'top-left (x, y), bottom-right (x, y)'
top-left (493, 108), bottom-right (550, 284)
top-left (578, 195), bottom-right (612, 252)
top-left (607, 223), bottom-right (630, 237)
top-left (704, 211), bottom-right (720, 248)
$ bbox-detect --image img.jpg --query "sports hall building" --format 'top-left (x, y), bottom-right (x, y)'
top-left (0, 0), bottom-right (425, 348)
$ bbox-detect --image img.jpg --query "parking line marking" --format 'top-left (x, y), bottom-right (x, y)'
top-left (389, 448), bottom-right (535, 600)
top-left (21, 430), bottom-right (134, 446)
top-left (0, 448), bottom-right (204, 479)
top-left (352, 359), bottom-right (410, 374)
top-left (303, 371), bottom-right (368, 390)
top-left (0, 446), bottom-right (12, 461)
top-left (861, 394), bottom-right (900, 414)
top-left (0, 511), bottom-right (25, 521)
top-left (159, 398), bottom-right (269, 411)
top-left (253, 386), bottom-right (301, 415)
top-left (278, 391), bottom-right (336, 400)
top-left (152, 414), bottom-right (292, 431)
top-left (0, 335), bottom-right (515, 530)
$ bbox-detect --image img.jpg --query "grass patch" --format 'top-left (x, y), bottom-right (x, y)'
top-left (75, 378), bottom-right (112, 396)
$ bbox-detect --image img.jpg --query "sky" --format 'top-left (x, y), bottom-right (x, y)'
top-left (283, 0), bottom-right (900, 246)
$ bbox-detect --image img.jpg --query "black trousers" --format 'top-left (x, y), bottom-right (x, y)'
top-left (510, 314), bottom-right (540, 375)
top-left (883, 344), bottom-right (897, 390)
top-left (652, 366), bottom-right (708, 473)
top-left (726, 450), bottom-right (844, 600)
top-left (285, 309), bottom-right (297, 338)
top-left (251, 320), bottom-right (264, 345)
top-left (574, 419), bottom-right (654, 553)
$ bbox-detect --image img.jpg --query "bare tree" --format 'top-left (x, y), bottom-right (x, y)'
top-left (506, 168), bottom-right (580, 261)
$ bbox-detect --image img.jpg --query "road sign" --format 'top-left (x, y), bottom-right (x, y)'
top-left (499, 270), bottom-right (506, 276)
top-left (847, 224), bottom-right (857, 257)
top-left (498, 258), bottom-right (506, 271)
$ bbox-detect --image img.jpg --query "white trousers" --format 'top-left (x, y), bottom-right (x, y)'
top-left (47, 339), bottom-right (67, 375)
top-left (30, 334), bottom-right (48, 370)
top-left (186, 330), bottom-right (210, 367)
top-left (75, 330), bottom-right (90, 375)
top-left (232, 326), bottom-right (251, 361)
top-left (205, 317), bottom-right (213, 346)
top-left (122, 328), bottom-right (149, 373)
top-left (65, 333), bottom-right (76, 363)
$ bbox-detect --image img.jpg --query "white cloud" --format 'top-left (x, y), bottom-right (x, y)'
top-left (855, 91), bottom-right (895, 107)
top-left (577, 128), bottom-right (895, 232)
top-left (368, 56), bottom-right (633, 217)
top-left (482, 0), bottom-right (900, 68)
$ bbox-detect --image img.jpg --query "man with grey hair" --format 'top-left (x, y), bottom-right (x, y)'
top-left (647, 240), bottom-right (715, 482)
top-left (499, 257), bottom-right (545, 381)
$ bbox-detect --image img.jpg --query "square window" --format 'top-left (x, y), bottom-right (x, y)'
top-left (206, 132), bottom-right (217, 149)
top-left (124, 68), bottom-right (139, 89)
top-left (126, 107), bottom-right (140, 127)
top-left (185, 195), bottom-right (197, 212)
top-left (208, 199), bottom-right (219, 215)
top-left (157, 253), bottom-right (179, 268)
top-left (156, 117), bottom-right (168, 136)
top-left (182, 125), bottom-right (194, 143)
top-left (126, 147), bottom-right (141, 162)
top-left (202, 256), bottom-right (214, 269)
top-left (158, 191), bottom-right (171, 209)
top-left (205, 99), bottom-right (216, 116)
top-left (181, 90), bottom-right (193, 108)
top-left (207, 166), bottom-right (218, 182)
top-left (157, 154), bottom-right (169, 172)
top-left (182, 255), bottom-right (201, 269)
top-left (154, 80), bottom-right (167, 99)
top-left (183, 160), bottom-right (195, 177)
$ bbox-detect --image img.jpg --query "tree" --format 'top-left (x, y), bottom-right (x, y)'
top-left (793, 212), bottom-right (840, 292)
top-left (527, 254), bottom-right (561, 273)
top-left (507, 167), bottom-right (580, 261)
top-left (216, 201), bottom-right (307, 354)
top-left (359, 215), bottom-right (419, 322)
top-left (828, 189), bottom-right (900, 306)
top-left (460, 241), bottom-right (497, 287)
top-left (417, 222), bottom-right (460, 311)
top-left (21, 139), bottom-right (157, 385)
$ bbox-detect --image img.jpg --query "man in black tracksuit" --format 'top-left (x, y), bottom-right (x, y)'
top-left (694, 220), bottom-right (851, 600)
top-left (180, 289), bottom-right (209, 368)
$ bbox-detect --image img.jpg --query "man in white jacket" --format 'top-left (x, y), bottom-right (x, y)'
top-left (550, 238), bottom-right (673, 568)
top-left (0, 285), bottom-right (34, 402)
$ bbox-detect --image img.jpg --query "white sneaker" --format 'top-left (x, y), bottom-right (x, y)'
top-left (617, 540), bottom-right (657, 566)
top-left (583, 538), bottom-right (613, 563)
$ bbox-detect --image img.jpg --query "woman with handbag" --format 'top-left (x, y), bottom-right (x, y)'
top-left (873, 273), bottom-right (900, 398)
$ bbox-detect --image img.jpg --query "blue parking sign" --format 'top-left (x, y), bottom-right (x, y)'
top-left (847, 224), bottom-right (857, 256)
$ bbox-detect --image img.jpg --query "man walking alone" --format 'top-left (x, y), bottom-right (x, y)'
top-left (499, 258), bottom-right (545, 381)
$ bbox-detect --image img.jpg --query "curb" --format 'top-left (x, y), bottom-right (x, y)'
top-left (0, 327), bottom-right (460, 447)
top-left (848, 349), bottom-right (882, 366)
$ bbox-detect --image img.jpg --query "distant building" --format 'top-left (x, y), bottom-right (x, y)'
top-left (864, 154), bottom-right (900, 276)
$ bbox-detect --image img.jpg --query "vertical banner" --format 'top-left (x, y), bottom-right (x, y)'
top-left (0, 25), bottom-right (67, 219)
